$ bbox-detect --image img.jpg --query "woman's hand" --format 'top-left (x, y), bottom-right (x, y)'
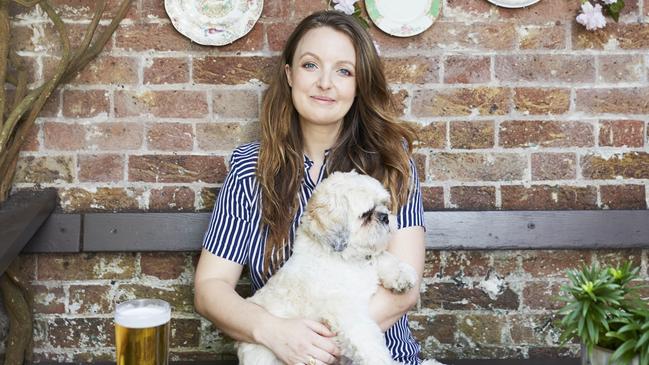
top-left (256, 317), bottom-right (340, 365)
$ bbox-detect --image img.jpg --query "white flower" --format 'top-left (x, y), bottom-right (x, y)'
top-left (602, 0), bottom-right (617, 4)
top-left (332, 0), bottom-right (357, 15)
top-left (576, 2), bottom-right (607, 31)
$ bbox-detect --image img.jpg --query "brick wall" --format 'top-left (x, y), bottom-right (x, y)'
top-left (2, 0), bottom-right (649, 362)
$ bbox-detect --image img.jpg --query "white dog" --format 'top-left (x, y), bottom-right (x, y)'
top-left (237, 171), bottom-right (434, 365)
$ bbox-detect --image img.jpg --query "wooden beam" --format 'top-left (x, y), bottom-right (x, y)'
top-left (0, 189), bottom-right (56, 274)
top-left (25, 210), bottom-right (649, 253)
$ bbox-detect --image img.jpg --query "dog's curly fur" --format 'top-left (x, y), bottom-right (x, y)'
top-left (237, 171), bottom-right (424, 365)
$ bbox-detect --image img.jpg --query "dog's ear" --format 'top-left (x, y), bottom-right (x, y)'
top-left (306, 201), bottom-right (350, 252)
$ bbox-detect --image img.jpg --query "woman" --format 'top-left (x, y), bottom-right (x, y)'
top-left (194, 10), bottom-right (426, 365)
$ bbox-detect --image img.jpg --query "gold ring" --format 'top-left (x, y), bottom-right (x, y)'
top-left (307, 357), bottom-right (316, 365)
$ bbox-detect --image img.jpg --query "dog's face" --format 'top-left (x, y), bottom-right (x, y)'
top-left (302, 171), bottom-right (397, 260)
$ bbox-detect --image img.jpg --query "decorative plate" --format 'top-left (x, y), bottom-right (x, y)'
top-left (486, 0), bottom-right (540, 8)
top-left (366, 0), bottom-right (441, 37)
top-left (164, 0), bottom-right (263, 46)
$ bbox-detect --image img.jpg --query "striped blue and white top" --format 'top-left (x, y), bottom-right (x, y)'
top-left (203, 142), bottom-right (425, 364)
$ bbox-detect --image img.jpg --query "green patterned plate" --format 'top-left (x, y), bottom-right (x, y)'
top-left (366, 0), bottom-right (441, 37)
top-left (165, 0), bottom-right (263, 46)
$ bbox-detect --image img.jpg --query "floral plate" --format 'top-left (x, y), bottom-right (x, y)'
top-left (366, 0), bottom-right (441, 37)
top-left (165, 0), bottom-right (263, 46)
top-left (486, 0), bottom-right (540, 8)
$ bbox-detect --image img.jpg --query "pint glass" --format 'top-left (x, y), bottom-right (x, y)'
top-left (114, 299), bottom-right (171, 365)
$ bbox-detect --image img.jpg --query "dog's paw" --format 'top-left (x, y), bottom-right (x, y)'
top-left (381, 262), bottom-right (417, 293)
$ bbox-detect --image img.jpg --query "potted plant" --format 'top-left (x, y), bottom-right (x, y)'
top-left (557, 261), bottom-right (649, 365)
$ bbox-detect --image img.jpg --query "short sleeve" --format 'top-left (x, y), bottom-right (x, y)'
top-left (396, 159), bottom-right (425, 230)
top-left (202, 153), bottom-right (253, 265)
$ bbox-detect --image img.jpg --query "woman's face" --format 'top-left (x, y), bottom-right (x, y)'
top-left (285, 26), bottom-right (357, 130)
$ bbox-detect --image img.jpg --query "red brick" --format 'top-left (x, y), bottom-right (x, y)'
top-left (144, 57), bottom-right (189, 84)
top-left (450, 121), bottom-right (494, 149)
top-left (501, 185), bottom-right (597, 210)
top-left (115, 23), bottom-right (203, 51)
top-left (491, 251), bottom-right (520, 277)
top-left (59, 187), bottom-right (144, 212)
top-left (14, 156), bottom-right (74, 183)
top-left (213, 90), bottom-right (259, 119)
top-left (55, 56), bottom-right (138, 85)
top-left (421, 186), bottom-right (444, 211)
top-left (429, 153), bottom-right (526, 181)
top-left (423, 250), bottom-right (442, 278)
top-left (128, 155), bottom-right (227, 183)
top-left (20, 124), bottom-right (40, 152)
top-left (32, 285), bottom-right (65, 314)
top-left (114, 90), bottom-right (208, 118)
top-left (393, 89), bottom-right (409, 117)
top-left (68, 285), bottom-right (113, 314)
top-left (497, 0), bottom-right (581, 23)
top-left (517, 25), bottom-right (566, 50)
top-left (6, 54), bottom-right (38, 84)
top-left (573, 23), bottom-right (649, 50)
top-left (50, 0), bottom-right (138, 20)
top-left (149, 187), bottom-right (196, 212)
top-left (199, 187), bottom-right (219, 212)
top-left (7, 255), bottom-right (36, 283)
top-left (599, 120), bottom-right (645, 147)
top-left (510, 314), bottom-right (559, 345)
top-left (442, 0), bottom-right (496, 20)
top-left (217, 23), bottom-right (264, 52)
top-left (88, 122), bottom-right (144, 150)
top-left (413, 153), bottom-right (426, 182)
top-left (37, 253), bottom-right (136, 280)
top-left (369, 22), bottom-right (516, 51)
top-left (47, 318), bottom-right (113, 348)
top-left (523, 282), bottom-right (563, 310)
top-left (450, 186), bottom-right (496, 210)
top-left (171, 318), bottom-right (201, 347)
top-left (62, 90), bottom-right (109, 118)
top-left (444, 251), bottom-right (491, 277)
top-left (116, 284), bottom-right (194, 312)
top-left (410, 313), bottom-right (457, 344)
top-left (193, 56), bottom-right (278, 85)
top-left (141, 253), bottom-right (188, 280)
top-left (146, 123), bottom-right (194, 151)
top-left (499, 121), bottom-right (594, 148)
top-left (267, 22), bottom-right (299, 52)
top-left (495, 55), bottom-right (595, 83)
top-left (458, 315), bottom-right (505, 344)
top-left (581, 152), bottom-right (649, 179)
top-left (531, 153), bottom-right (577, 180)
top-left (594, 249), bottom-right (643, 269)
top-left (260, 0), bottom-right (289, 19)
top-left (444, 56), bottom-right (491, 84)
top-left (43, 122), bottom-right (86, 151)
top-left (412, 87), bottom-right (510, 117)
top-left (600, 185), bottom-right (646, 209)
top-left (598, 55), bottom-right (644, 83)
top-left (78, 154), bottom-right (123, 182)
top-left (383, 57), bottom-right (440, 84)
top-left (140, 0), bottom-right (167, 19)
top-left (293, 0), bottom-right (328, 19)
top-left (521, 250), bottom-right (592, 277)
top-left (196, 122), bottom-right (259, 151)
top-left (513, 88), bottom-right (570, 115)
top-left (422, 283), bottom-right (519, 311)
top-left (576, 88), bottom-right (649, 114)
top-left (409, 121), bottom-right (446, 149)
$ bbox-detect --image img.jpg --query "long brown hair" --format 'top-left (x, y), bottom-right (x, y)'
top-left (257, 10), bottom-right (415, 276)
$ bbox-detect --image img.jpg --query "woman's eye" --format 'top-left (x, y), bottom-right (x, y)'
top-left (338, 68), bottom-right (352, 77)
top-left (303, 62), bottom-right (317, 69)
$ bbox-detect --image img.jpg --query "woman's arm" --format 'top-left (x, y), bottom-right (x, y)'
top-left (368, 226), bottom-right (425, 331)
top-left (194, 248), bottom-right (340, 364)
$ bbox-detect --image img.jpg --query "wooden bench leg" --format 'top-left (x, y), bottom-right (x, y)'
top-left (1, 267), bottom-right (33, 365)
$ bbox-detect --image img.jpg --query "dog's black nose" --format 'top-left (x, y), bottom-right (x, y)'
top-left (377, 212), bottom-right (389, 225)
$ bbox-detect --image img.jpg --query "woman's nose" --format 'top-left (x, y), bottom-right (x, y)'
top-left (317, 71), bottom-right (332, 89)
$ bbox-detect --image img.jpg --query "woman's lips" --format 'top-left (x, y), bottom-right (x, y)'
top-left (311, 95), bottom-right (335, 104)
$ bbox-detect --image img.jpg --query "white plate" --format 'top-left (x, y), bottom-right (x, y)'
top-left (165, 0), bottom-right (263, 46)
top-left (486, 0), bottom-right (540, 8)
top-left (366, 0), bottom-right (441, 37)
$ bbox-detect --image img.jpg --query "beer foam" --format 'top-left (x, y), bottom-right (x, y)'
top-left (115, 301), bottom-right (171, 329)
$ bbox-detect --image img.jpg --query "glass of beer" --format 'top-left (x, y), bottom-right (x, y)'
top-left (114, 299), bottom-right (171, 365)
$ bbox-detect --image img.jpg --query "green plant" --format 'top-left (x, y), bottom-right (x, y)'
top-left (558, 262), bottom-right (649, 365)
